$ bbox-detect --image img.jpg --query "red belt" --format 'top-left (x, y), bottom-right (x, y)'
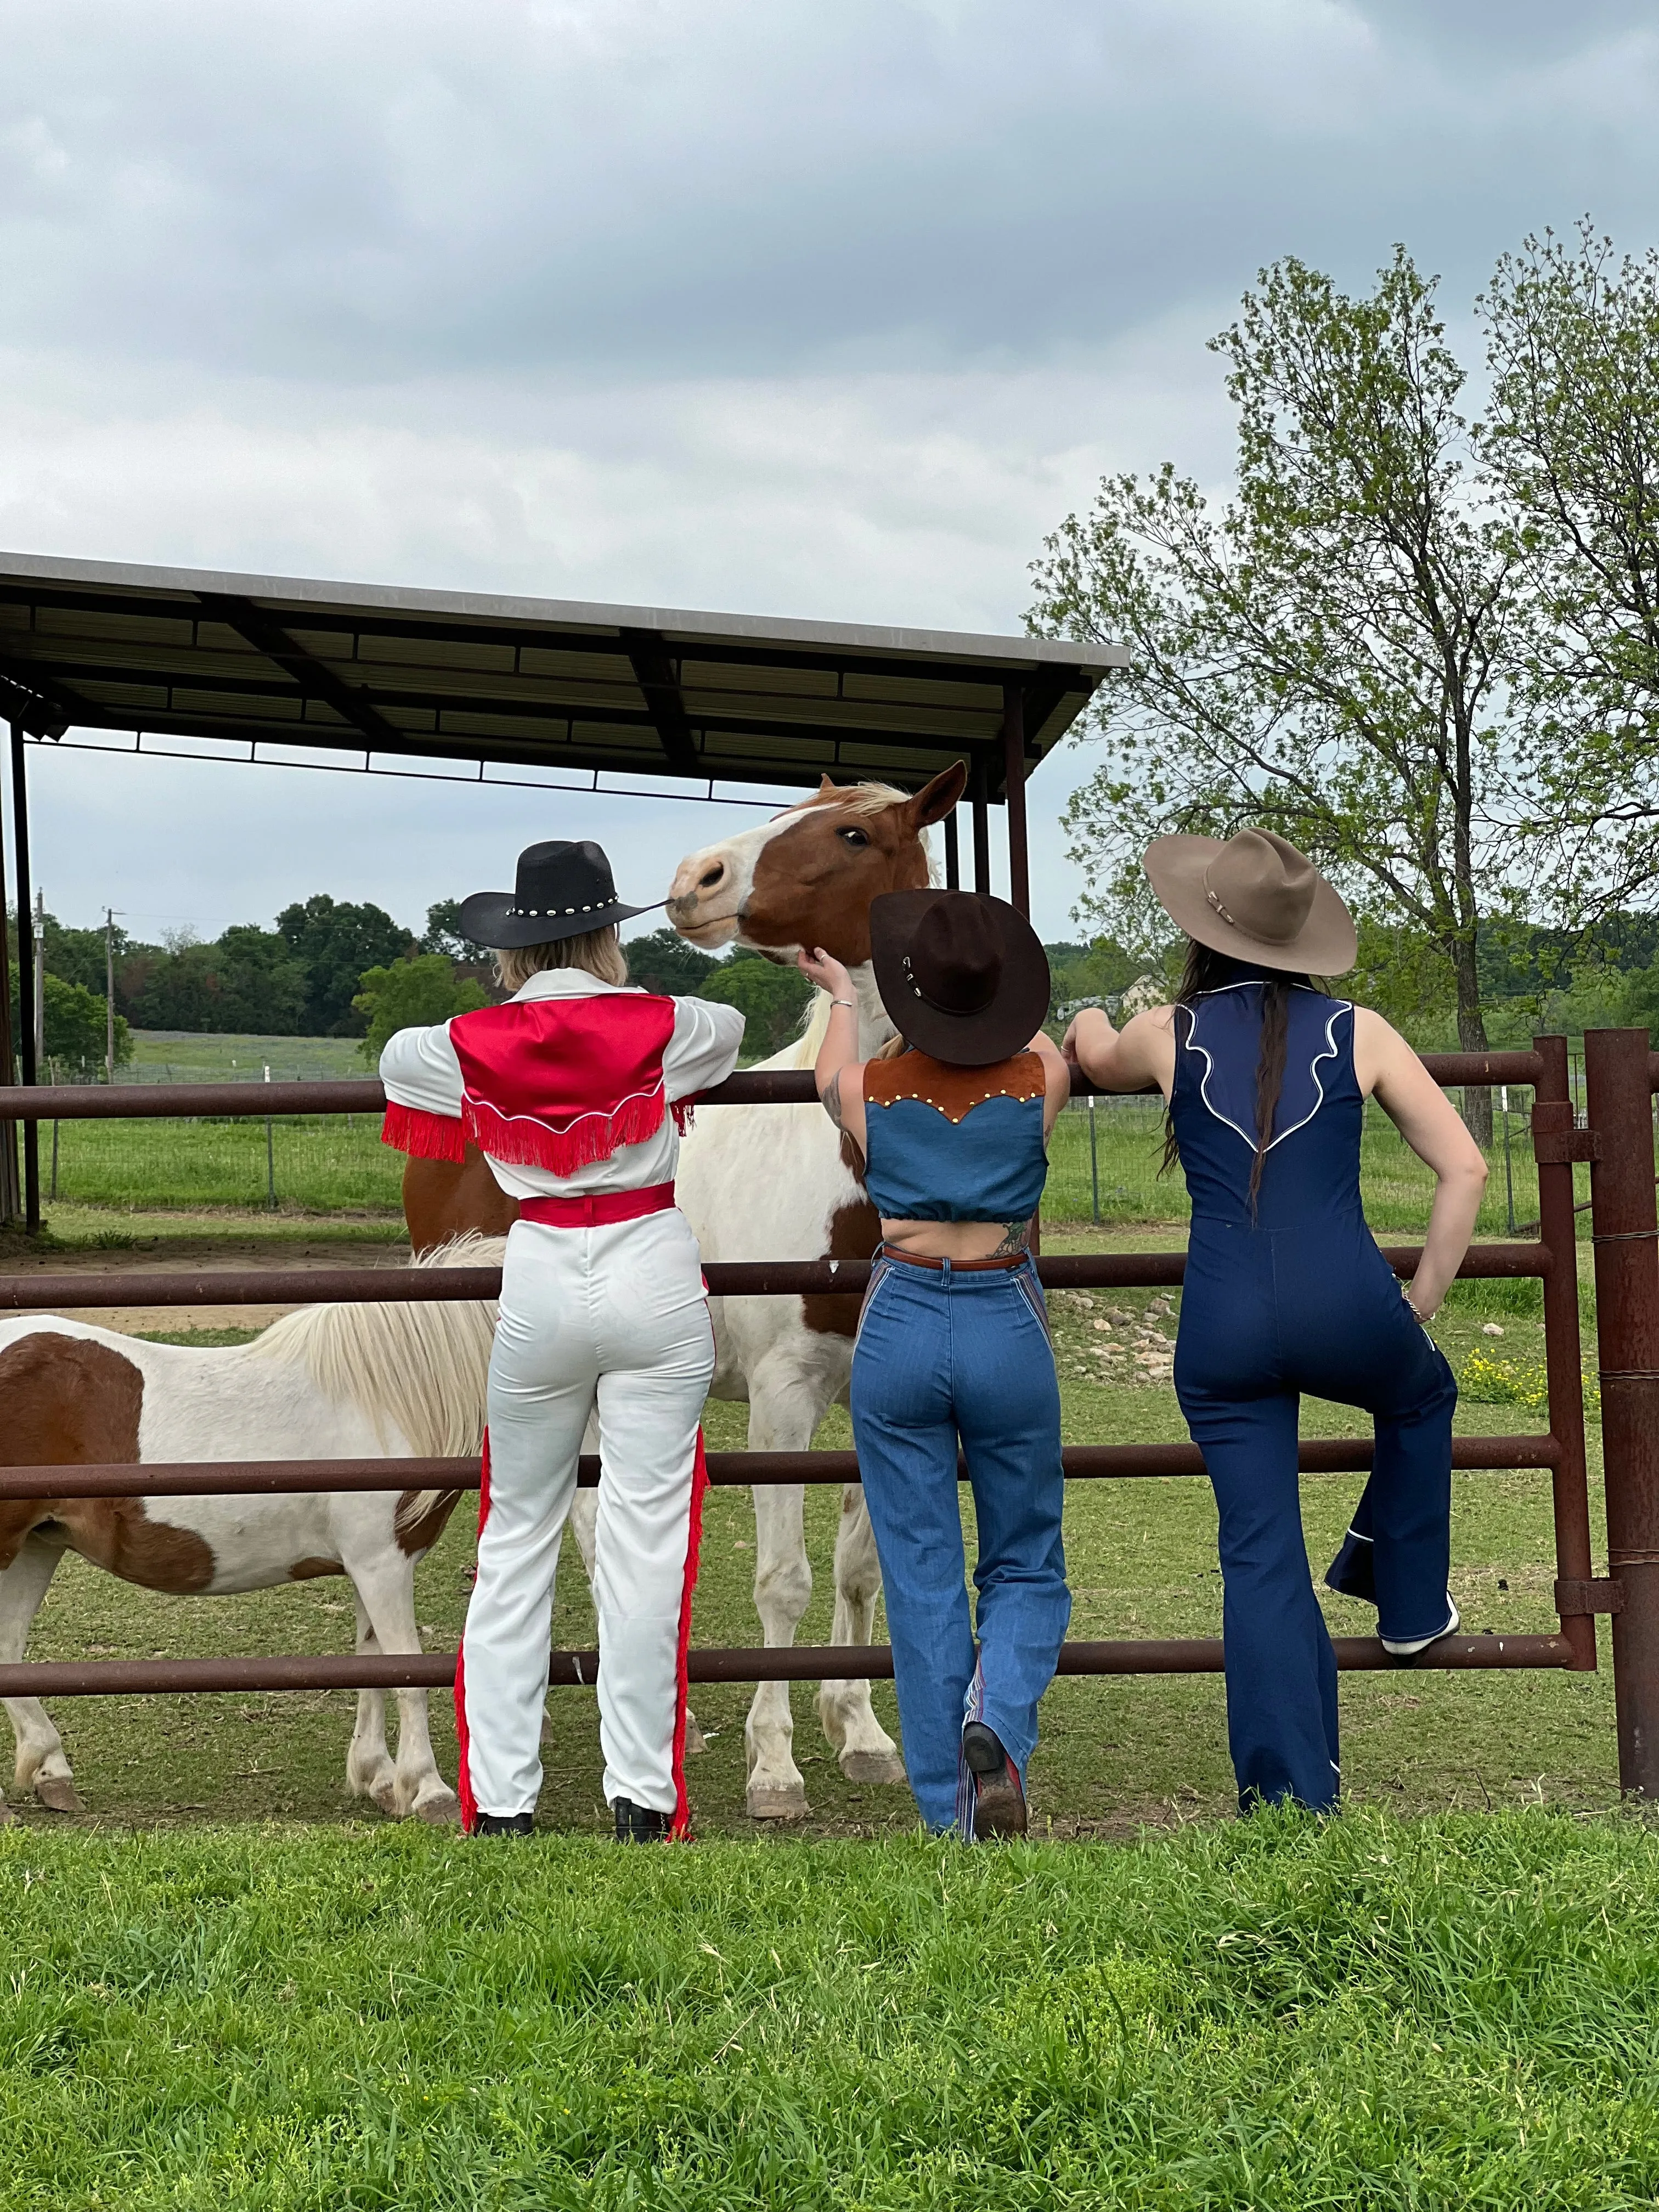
top-left (518, 1182), bottom-right (676, 1228)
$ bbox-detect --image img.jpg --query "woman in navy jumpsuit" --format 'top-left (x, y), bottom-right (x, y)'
top-left (1066, 828), bottom-right (1489, 1811)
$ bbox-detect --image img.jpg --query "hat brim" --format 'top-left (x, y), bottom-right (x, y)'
top-left (457, 890), bottom-right (657, 950)
top-left (868, 890), bottom-right (1052, 1066)
top-left (1142, 836), bottom-right (1357, 976)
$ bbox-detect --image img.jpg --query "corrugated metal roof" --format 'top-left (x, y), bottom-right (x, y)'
top-left (0, 551), bottom-right (1125, 798)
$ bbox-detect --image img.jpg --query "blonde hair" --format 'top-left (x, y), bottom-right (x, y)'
top-left (493, 926), bottom-right (629, 991)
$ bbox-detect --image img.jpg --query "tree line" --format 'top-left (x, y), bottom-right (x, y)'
top-left (1029, 221), bottom-right (1659, 1137)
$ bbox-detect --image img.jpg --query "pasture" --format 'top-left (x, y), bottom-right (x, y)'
top-left (3, 1810), bottom-right (1657, 2208)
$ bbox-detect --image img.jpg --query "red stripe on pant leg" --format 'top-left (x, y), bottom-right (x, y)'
top-left (455, 1429), bottom-right (493, 1835)
top-left (668, 1427), bottom-right (709, 1841)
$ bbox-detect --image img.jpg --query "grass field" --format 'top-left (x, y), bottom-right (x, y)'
top-left (3, 1810), bottom-right (1657, 2209)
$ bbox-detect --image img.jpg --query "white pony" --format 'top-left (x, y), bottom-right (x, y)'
top-left (0, 1235), bottom-right (503, 1825)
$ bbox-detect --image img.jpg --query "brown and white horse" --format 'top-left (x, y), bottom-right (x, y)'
top-left (402, 764), bottom-right (966, 1818)
top-left (0, 1236), bottom-right (503, 1825)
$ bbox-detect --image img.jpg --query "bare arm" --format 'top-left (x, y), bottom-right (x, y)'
top-left (798, 946), bottom-right (867, 1155)
top-left (1028, 1028), bottom-right (1074, 1137)
top-left (1062, 1005), bottom-right (1178, 1100)
top-left (1353, 1007), bottom-right (1488, 1321)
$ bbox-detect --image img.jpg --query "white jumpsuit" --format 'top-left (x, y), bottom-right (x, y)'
top-left (381, 970), bottom-right (744, 1825)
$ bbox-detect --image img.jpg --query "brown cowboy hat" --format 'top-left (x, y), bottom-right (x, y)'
top-left (869, 889), bottom-right (1051, 1066)
top-left (1142, 827), bottom-right (1357, 975)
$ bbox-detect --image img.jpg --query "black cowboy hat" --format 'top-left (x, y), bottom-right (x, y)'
top-left (869, 889), bottom-right (1051, 1066)
top-left (458, 840), bottom-right (657, 950)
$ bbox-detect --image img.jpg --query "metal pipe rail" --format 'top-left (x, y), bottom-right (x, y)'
top-left (0, 1432), bottom-right (1563, 1503)
top-left (0, 1634), bottom-right (1575, 1701)
top-left (0, 1048), bottom-right (1549, 1122)
top-left (0, 1242), bottom-right (1550, 1312)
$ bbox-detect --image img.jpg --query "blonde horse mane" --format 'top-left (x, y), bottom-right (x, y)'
top-left (248, 1234), bottom-right (504, 1541)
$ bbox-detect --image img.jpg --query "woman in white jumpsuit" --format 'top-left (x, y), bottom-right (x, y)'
top-left (380, 838), bottom-right (743, 1839)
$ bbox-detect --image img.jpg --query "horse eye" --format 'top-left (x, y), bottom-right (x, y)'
top-left (838, 826), bottom-right (870, 847)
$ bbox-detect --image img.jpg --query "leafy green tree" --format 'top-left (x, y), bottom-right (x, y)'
top-left (119, 927), bottom-right (309, 1034)
top-left (278, 895), bottom-right (411, 1034)
top-left (8, 963), bottom-right (131, 1076)
top-left (420, 899), bottom-right (491, 962)
top-left (1481, 223), bottom-right (1659, 917)
top-left (1030, 250), bottom-right (1523, 1139)
top-left (353, 955), bottom-right (489, 1065)
top-left (624, 927), bottom-right (719, 996)
top-left (698, 949), bottom-right (812, 1058)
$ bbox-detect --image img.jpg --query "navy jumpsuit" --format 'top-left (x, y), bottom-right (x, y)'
top-left (1169, 975), bottom-right (1458, 1811)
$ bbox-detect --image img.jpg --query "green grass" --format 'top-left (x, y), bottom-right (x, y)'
top-left (123, 1030), bottom-right (371, 1079)
top-left (2, 1812), bottom-right (1658, 2209)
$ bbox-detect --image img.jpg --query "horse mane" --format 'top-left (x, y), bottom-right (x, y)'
top-left (247, 1233), bottom-right (504, 1539)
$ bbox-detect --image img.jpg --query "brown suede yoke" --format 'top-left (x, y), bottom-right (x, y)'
top-left (862, 1049), bottom-right (1045, 1124)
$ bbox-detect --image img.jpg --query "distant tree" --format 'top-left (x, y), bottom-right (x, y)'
top-left (420, 899), bottom-right (490, 962)
top-left (8, 963), bottom-right (131, 1074)
top-left (1030, 249), bottom-right (1526, 1139)
top-left (278, 896), bottom-right (411, 1034)
top-left (119, 926), bottom-right (309, 1034)
top-left (624, 927), bottom-right (719, 996)
top-left (353, 955), bottom-right (489, 1065)
top-left (30, 911), bottom-right (129, 1000)
top-left (698, 949), bottom-right (812, 1058)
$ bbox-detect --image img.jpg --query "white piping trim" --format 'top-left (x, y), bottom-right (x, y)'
top-left (1178, 985), bottom-right (1353, 1155)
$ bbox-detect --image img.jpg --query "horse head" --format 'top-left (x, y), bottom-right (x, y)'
top-left (665, 761), bottom-right (967, 967)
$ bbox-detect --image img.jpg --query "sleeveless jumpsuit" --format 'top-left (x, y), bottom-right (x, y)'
top-left (849, 1048), bottom-right (1071, 1836)
top-left (1169, 977), bottom-right (1458, 1811)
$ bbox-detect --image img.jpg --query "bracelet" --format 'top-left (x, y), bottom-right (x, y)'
top-left (830, 998), bottom-right (856, 1011)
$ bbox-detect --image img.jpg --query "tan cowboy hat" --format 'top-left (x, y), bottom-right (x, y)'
top-left (1142, 828), bottom-right (1357, 975)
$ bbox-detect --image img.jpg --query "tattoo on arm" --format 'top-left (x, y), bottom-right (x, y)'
top-left (822, 1070), bottom-right (844, 1129)
top-left (992, 1218), bottom-right (1031, 1255)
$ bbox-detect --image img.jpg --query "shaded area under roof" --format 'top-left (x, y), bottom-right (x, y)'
top-left (0, 551), bottom-right (1125, 799)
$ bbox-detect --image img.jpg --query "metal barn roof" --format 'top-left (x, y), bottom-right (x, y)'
top-left (0, 551), bottom-right (1125, 800)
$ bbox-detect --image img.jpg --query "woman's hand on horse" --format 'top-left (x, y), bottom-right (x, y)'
top-left (799, 946), bottom-right (853, 997)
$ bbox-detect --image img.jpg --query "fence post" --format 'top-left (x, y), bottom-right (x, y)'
top-left (1584, 1028), bottom-right (1659, 1792)
top-left (264, 1065), bottom-right (278, 1211)
top-left (1532, 1036), bottom-right (1596, 1672)
top-left (1088, 1093), bottom-right (1100, 1224)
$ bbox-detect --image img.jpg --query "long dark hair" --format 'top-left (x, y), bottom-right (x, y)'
top-left (1159, 942), bottom-right (1325, 1212)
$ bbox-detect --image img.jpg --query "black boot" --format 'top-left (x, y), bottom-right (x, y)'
top-left (472, 1811), bottom-right (535, 1838)
top-left (962, 1722), bottom-right (1026, 1842)
top-left (613, 1798), bottom-right (674, 1842)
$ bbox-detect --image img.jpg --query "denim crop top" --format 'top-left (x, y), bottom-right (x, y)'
top-left (860, 1049), bottom-right (1049, 1222)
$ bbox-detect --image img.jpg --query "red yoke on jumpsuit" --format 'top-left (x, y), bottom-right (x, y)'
top-left (379, 969), bottom-right (745, 1833)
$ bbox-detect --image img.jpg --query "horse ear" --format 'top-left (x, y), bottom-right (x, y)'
top-left (905, 761), bottom-right (969, 830)
top-left (817, 774), bottom-right (842, 798)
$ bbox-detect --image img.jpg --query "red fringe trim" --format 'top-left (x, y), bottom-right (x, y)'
top-left (455, 1431), bottom-right (492, 1835)
top-left (672, 1097), bottom-right (696, 1137)
top-left (459, 1085), bottom-right (667, 1174)
top-left (381, 1101), bottom-right (467, 1163)
top-left (669, 1427), bottom-right (709, 1842)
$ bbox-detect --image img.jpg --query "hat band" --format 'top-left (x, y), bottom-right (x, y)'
top-left (901, 951), bottom-right (996, 1018)
top-left (1203, 879), bottom-right (1303, 947)
top-left (507, 902), bottom-right (611, 919)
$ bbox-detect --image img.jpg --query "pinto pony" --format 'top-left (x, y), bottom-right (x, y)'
top-left (402, 765), bottom-right (967, 1818)
top-left (0, 1236), bottom-right (504, 1825)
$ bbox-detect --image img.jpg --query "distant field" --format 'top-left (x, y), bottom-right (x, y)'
top-left (121, 1030), bottom-right (370, 1081)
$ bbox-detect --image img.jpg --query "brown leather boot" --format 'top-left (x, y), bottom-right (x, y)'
top-left (962, 1722), bottom-right (1026, 1841)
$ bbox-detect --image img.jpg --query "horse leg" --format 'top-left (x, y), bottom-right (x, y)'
top-left (745, 1479), bottom-right (812, 1817)
top-left (1, 1537), bottom-right (80, 1815)
top-left (348, 1555), bottom-right (459, 1825)
top-left (818, 1483), bottom-right (907, 1785)
top-left (345, 1594), bottom-right (399, 1815)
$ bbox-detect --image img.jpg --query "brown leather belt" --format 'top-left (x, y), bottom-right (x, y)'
top-left (880, 1244), bottom-right (1028, 1273)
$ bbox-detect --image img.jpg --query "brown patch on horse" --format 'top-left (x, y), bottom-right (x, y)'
top-left (403, 1145), bottom-right (519, 1256)
top-left (736, 763), bottom-right (967, 968)
top-left (289, 1555), bottom-right (346, 1581)
top-left (393, 1489), bottom-right (466, 1559)
top-left (0, 1330), bottom-right (217, 1591)
top-left (801, 1198), bottom-right (882, 1339)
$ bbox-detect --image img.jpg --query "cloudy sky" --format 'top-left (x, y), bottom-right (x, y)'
top-left (3, 0), bottom-right (1657, 950)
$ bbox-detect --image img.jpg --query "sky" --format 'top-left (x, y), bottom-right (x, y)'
top-left (3, 0), bottom-right (1658, 951)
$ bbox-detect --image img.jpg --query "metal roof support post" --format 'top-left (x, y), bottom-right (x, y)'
top-left (970, 757), bottom-right (991, 893)
top-left (1585, 1027), bottom-right (1659, 1794)
top-left (0, 731), bottom-right (16, 1222)
top-left (7, 723), bottom-right (38, 1231)
top-left (1001, 683), bottom-right (1030, 916)
top-left (943, 809), bottom-right (960, 890)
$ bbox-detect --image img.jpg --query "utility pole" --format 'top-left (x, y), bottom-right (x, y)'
top-left (105, 908), bottom-right (116, 1085)
top-left (32, 888), bottom-right (44, 1066)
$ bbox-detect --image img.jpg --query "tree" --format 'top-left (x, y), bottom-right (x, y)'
top-left (698, 949), bottom-right (813, 1058)
top-left (420, 899), bottom-right (490, 962)
top-left (119, 927), bottom-right (309, 1034)
top-left (1481, 223), bottom-right (1659, 917)
top-left (624, 927), bottom-right (719, 996)
top-left (278, 895), bottom-right (411, 1034)
top-left (8, 963), bottom-right (131, 1075)
top-left (353, 954), bottom-right (490, 1065)
top-left (1030, 250), bottom-right (1523, 1138)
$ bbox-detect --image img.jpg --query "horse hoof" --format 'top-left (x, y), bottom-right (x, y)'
top-left (34, 1776), bottom-right (84, 1814)
top-left (413, 1785), bottom-right (460, 1827)
top-left (684, 1717), bottom-right (708, 1757)
top-left (838, 1751), bottom-right (907, 1787)
top-left (369, 1776), bottom-right (400, 1816)
top-left (747, 1784), bottom-right (809, 1821)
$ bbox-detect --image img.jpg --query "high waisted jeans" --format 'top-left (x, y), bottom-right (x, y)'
top-left (849, 1250), bottom-right (1071, 1834)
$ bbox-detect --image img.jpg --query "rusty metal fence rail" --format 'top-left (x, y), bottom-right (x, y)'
top-left (0, 1034), bottom-right (1643, 1765)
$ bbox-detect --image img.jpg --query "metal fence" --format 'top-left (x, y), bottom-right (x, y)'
top-left (4, 1036), bottom-right (1659, 1795)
